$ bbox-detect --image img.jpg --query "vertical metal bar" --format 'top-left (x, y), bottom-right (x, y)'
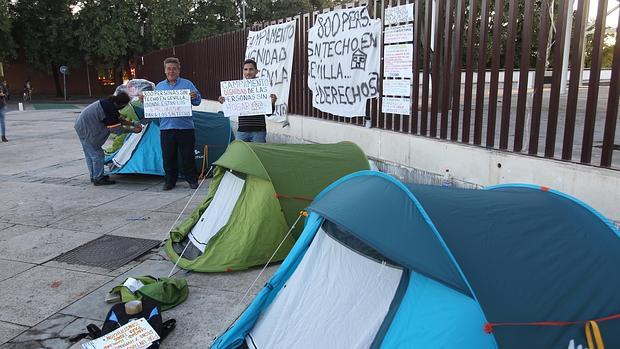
top-left (486, 0), bottom-right (503, 148)
top-left (474, 0), bottom-right (489, 145)
top-left (440, 0), bottom-right (453, 139)
top-left (581, 0), bottom-right (609, 164)
top-left (562, 0), bottom-right (588, 160)
top-left (600, 14), bottom-right (620, 167)
top-left (545, 0), bottom-right (570, 157)
top-left (430, 0), bottom-right (444, 137)
top-left (499, 0), bottom-right (518, 150)
top-left (529, 0), bottom-right (551, 155)
top-left (421, 0), bottom-right (432, 135)
top-left (462, 0), bottom-right (477, 143)
top-left (450, 0), bottom-right (465, 141)
top-left (412, 0), bottom-right (422, 134)
top-left (514, 0), bottom-right (534, 152)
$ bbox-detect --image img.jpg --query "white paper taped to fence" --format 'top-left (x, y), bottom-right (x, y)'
top-left (220, 78), bottom-right (272, 117)
top-left (382, 97), bottom-right (411, 115)
top-left (384, 24), bottom-right (414, 44)
top-left (383, 79), bottom-right (412, 97)
top-left (245, 21), bottom-right (296, 123)
top-left (81, 318), bottom-right (160, 349)
top-left (308, 6), bottom-right (382, 117)
top-left (384, 44), bottom-right (413, 78)
top-left (384, 3), bottom-right (414, 25)
top-left (143, 90), bottom-right (192, 118)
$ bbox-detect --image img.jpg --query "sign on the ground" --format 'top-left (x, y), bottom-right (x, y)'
top-left (143, 89), bottom-right (192, 118)
top-left (245, 21), bottom-right (296, 123)
top-left (307, 6), bottom-right (382, 117)
top-left (81, 318), bottom-right (160, 349)
top-left (220, 78), bottom-right (272, 117)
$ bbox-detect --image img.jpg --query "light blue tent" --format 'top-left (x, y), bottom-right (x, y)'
top-left (106, 107), bottom-right (233, 176)
top-left (211, 170), bottom-right (620, 349)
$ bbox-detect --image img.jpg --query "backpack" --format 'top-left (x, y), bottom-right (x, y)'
top-left (70, 298), bottom-right (176, 348)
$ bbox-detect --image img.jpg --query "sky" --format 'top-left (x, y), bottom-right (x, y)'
top-left (586, 0), bottom-right (619, 27)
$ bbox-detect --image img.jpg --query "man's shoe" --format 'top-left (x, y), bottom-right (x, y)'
top-left (1, 136), bottom-right (7, 142)
top-left (90, 175), bottom-right (109, 183)
top-left (93, 178), bottom-right (116, 186)
top-left (189, 182), bottom-right (198, 189)
top-left (163, 183), bottom-right (175, 191)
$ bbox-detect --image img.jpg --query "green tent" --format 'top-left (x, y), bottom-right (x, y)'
top-left (164, 140), bottom-right (370, 272)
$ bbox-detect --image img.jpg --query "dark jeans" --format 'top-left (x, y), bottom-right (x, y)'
top-left (160, 129), bottom-right (197, 185)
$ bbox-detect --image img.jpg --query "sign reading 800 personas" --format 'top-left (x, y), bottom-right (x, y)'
top-left (307, 6), bottom-right (382, 117)
top-left (143, 89), bottom-right (192, 118)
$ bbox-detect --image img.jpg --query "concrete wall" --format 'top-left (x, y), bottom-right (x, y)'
top-left (194, 100), bottom-right (620, 223)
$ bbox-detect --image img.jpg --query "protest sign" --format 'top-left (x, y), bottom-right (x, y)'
top-left (383, 79), bottom-right (411, 97)
top-left (220, 78), bottom-right (273, 117)
top-left (308, 6), bottom-right (381, 117)
top-left (384, 3), bottom-right (414, 25)
top-left (383, 44), bottom-right (413, 78)
top-left (81, 318), bottom-right (160, 349)
top-left (384, 24), bottom-right (414, 44)
top-left (382, 97), bottom-right (411, 115)
top-left (143, 90), bottom-right (192, 118)
top-left (246, 21), bottom-right (296, 122)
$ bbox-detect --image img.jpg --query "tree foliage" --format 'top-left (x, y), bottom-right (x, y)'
top-left (0, 0), bottom-right (17, 63)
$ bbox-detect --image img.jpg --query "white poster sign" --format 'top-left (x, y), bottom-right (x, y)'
top-left (383, 44), bottom-right (413, 78)
top-left (245, 21), bottom-right (296, 123)
top-left (81, 318), bottom-right (160, 349)
top-left (143, 90), bottom-right (192, 118)
top-left (220, 78), bottom-right (272, 117)
top-left (382, 97), bottom-right (411, 115)
top-left (384, 24), bottom-right (414, 44)
top-left (384, 3), bottom-right (414, 25)
top-left (383, 79), bottom-right (411, 97)
top-left (308, 6), bottom-right (382, 117)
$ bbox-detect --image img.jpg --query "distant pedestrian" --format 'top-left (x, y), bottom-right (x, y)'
top-left (74, 92), bottom-right (142, 186)
top-left (0, 80), bottom-right (8, 142)
top-left (1, 78), bottom-right (9, 101)
top-left (156, 57), bottom-right (202, 191)
top-left (218, 59), bottom-right (277, 143)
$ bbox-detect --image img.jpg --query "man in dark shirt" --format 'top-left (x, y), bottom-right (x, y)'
top-left (218, 59), bottom-right (276, 143)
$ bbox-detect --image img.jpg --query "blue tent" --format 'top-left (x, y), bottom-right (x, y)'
top-left (212, 170), bottom-right (620, 349)
top-left (106, 107), bottom-right (233, 176)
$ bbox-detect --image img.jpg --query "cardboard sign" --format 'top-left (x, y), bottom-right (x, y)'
top-left (383, 44), bottom-right (413, 78)
top-left (382, 97), bottom-right (411, 115)
top-left (384, 3), bottom-right (414, 25)
top-left (246, 21), bottom-right (296, 122)
top-left (143, 90), bottom-right (192, 118)
top-left (81, 318), bottom-right (160, 349)
top-left (308, 6), bottom-right (382, 117)
top-left (220, 78), bottom-right (272, 117)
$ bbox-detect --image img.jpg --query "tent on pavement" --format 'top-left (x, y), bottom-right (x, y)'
top-left (164, 140), bottom-right (370, 272)
top-left (211, 170), bottom-right (620, 349)
top-left (106, 106), bottom-right (233, 176)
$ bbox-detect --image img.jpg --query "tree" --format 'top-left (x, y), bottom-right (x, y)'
top-left (12, 0), bottom-right (78, 96)
top-left (0, 0), bottom-right (17, 63)
top-left (189, 0), bottom-right (243, 41)
top-left (75, 0), bottom-right (143, 84)
top-left (142, 0), bottom-right (194, 49)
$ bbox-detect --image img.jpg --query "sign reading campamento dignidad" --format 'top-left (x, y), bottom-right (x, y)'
top-left (220, 78), bottom-right (273, 117)
top-left (143, 89), bottom-right (192, 118)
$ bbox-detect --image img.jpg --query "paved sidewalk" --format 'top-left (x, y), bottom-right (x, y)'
top-left (0, 103), bottom-right (276, 348)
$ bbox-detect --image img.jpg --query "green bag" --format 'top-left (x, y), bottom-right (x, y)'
top-left (110, 276), bottom-right (189, 311)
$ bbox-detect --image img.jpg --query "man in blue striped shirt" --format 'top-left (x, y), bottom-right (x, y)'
top-left (156, 57), bottom-right (202, 191)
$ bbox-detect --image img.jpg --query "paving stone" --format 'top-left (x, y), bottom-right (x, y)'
top-left (0, 260), bottom-right (35, 282)
top-left (0, 225), bottom-right (39, 242)
top-left (109, 212), bottom-right (189, 241)
top-left (49, 208), bottom-right (152, 235)
top-left (0, 266), bottom-right (111, 326)
top-left (0, 322), bottom-right (27, 345)
top-left (0, 228), bottom-right (100, 264)
top-left (183, 264), bottom-right (280, 295)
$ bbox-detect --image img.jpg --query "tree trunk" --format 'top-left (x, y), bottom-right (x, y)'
top-left (51, 62), bottom-right (62, 97)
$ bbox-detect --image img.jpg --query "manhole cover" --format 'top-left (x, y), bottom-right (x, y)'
top-left (54, 235), bottom-right (161, 270)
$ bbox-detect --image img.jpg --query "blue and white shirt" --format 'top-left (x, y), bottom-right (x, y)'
top-left (155, 77), bottom-right (202, 130)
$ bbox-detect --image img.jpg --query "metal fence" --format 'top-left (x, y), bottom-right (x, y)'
top-left (137, 0), bottom-right (619, 169)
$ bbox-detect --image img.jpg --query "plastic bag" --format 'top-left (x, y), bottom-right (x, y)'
top-left (114, 79), bottom-right (155, 101)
